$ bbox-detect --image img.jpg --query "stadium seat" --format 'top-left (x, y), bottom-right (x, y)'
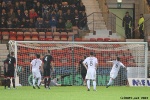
top-left (17, 32), bottom-right (24, 36)
top-left (53, 32), bottom-right (61, 36)
top-left (61, 32), bottom-right (67, 36)
top-left (39, 32), bottom-right (46, 38)
top-left (32, 36), bottom-right (38, 41)
top-left (46, 38), bottom-right (53, 41)
top-left (53, 36), bottom-right (60, 41)
top-left (68, 36), bottom-right (73, 41)
top-left (82, 38), bottom-right (90, 42)
top-left (45, 32), bottom-right (53, 38)
top-left (17, 36), bottom-right (24, 41)
top-left (24, 36), bottom-right (31, 41)
top-left (24, 32), bottom-right (31, 37)
top-left (2, 32), bottom-right (9, 40)
top-left (97, 38), bottom-right (103, 42)
top-left (10, 31), bottom-right (17, 37)
top-left (10, 36), bottom-right (16, 40)
top-left (39, 38), bottom-right (46, 41)
top-left (90, 38), bottom-right (97, 42)
top-left (75, 38), bottom-right (82, 41)
top-left (61, 35), bottom-right (68, 41)
top-left (104, 38), bottom-right (111, 42)
top-left (31, 32), bottom-right (38, 37)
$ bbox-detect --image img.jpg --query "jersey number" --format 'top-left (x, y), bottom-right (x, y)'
top-left (45, 56), bottom-right (48, 61)
top-left (90, 60), bottom-right (93, 66)
top-left (116, 63), bottom-right (119, 68)
top-left (9, 58), bottom-right (11, 64)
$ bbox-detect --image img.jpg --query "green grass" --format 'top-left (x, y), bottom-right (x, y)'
top-left (0, 86), bottom-right (149, 100)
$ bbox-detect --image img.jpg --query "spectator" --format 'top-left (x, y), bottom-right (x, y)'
top-left (70, 3), bottom-right (77, 14)
top-left (20, 1), bottom-right (28, 12)
top-left (0, 18), bottom-right (7, 28)
top-left (78, 2), bottom-right (85, 13)
top-left (29, 8), bottom-right (38, 21)
top-left (7, 18), bottom-right (13, 28)
top-left (50, 11), bottom-right (58, 21)
top-left (73, 9), bottom-right (79, 26)
top-left (7, 8), bottom-right (15, 21)
top-left (1, 9), bottom-right (7, 20)
top-left (29, 18), bottom-right (35, 28)
top-left (1, 1), bottom-right (8, 13)
top-left (61, 3), bottom-right (69, 14)
top-left (35, 17), bottom-right (44, 29)
top-left (65, 9), bottom-right (73, 22)
top-left (50, 16), bottom-right (57, 32)
top-left (14, 2), bottom-right (20, 14)
top-left (12, 18), bottom-right (20, 28)
top-left (57, 10), bottom-right (64, 21)
top-left (34, 2), bottom-right (42, 17)
top-left (79, 11), bottom-right (87, 30)
top-left (53, 3), bottom-right (59, 13)
top-left (20, 18), bottom-right (27, 28)
top-left (44, 19), bottom-right (51, 28)
top-left (122, 12), bottom-right (132, 39)
top-left (43, 10), bottom-right (50, 21)
top-left (138, 14), bottom-right (145, 39)
top-left (57, 18), bottom-right (65, 32)
top-left (16, 9), bottom-right (23, 22)
top-left (65, 19), bottom-right (73, 32)
top-left (42, 4), bottom-right (49, 18)
top-left (23, 10), bottom-right (30, 22)
top-left (6, 1), bottom-right (13, 11)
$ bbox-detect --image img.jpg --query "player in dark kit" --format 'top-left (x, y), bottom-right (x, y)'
top-left (76, 56), bottom-right (87, 85)
top-left (42, 50), bottom-right (54, 89)
top-left (3, 54), bottom-right (10, 89)
top-left (6, 52), bottom-right (16, 89)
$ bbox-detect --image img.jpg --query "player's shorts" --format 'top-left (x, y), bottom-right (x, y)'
top-left (4, 70), bottom-right (8, 78)
top-left (32, 69), bottom-right (41, 78)
top-left (110, 72), bottom-right (118, 79)
top-left (43, 68), bottom-right (51, 77)
top-left (85, 68), bottom-right (96, 80)
top-left (81, 72), bottom-right (86, 80)
top-left (7, 69), bottom-right (14, 77)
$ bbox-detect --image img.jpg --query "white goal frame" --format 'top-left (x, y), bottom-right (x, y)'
top-left (10, 41), bottom-right (148, 86)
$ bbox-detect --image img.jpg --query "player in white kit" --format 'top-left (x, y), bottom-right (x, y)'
top-left (30, 54), bottom-right (42, 89)
top-left (106, 57), bottom-right (126, 88)
top-left (83, 52), bottom-right (98, 91)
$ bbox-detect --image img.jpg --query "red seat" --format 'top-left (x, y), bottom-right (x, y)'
top-left (39, 38), bottom-right (46, 41)
top-left (17, 36), bottom-right (24, 41)
top-left (2, 32), bottom-right (9, 40)
top-left (10, 36), bottom-right (16, 40)
top-left (104, 38), bottom-right (111, 42)
top-left (90, 38), bottom-right (97, 42)
top-left (97, 38), bottom-right (103, 42)
top-left (39, 32), bottom-right (45, 38)
top-left (75, 38), bottom-right (82, 41)
top-left (46, 38), bottom-right (53, 41)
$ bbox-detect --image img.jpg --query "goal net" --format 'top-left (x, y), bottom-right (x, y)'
top-left (8, 41), bottom-right (148, 86)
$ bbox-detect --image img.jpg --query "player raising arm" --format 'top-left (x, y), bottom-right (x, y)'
top-left (83, 52), bottom-right (98, 91)
top-left (30, 54), bottom-right (42, 89)
top-left (106, 57), bottom-right (126, 88)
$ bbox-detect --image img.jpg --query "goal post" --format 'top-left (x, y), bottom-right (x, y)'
top-left (8, 40), bottom-right (148, 86)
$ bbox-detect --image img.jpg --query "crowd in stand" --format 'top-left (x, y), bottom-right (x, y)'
top-left (0, 0), bottom-right (88, 32)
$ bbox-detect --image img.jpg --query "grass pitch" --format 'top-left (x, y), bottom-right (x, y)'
top-left (0, 86), bottom-right (149, 100)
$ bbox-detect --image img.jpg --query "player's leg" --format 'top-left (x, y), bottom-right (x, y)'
top-left (47, 69), bottom-right (51, 89)
top-left (4, 70), bottom-right (8, 89)
top-left (32, 71), bottom-right (36, 89)
top-left (106, 73), bottom-right (117, 88)
top-left (81, 73), bottom-right (86, 85)
top-left (92, 69), bottom-right (96, 91)
top-left (7, 70), bottom-right (11, 89)
top-left (43, 69), bottom-right (47, 88)
top-left (36, 72), bottom-right (41, 89)
top-left (86, 69), bottom-right (91, 91)
top-left (11, 70), bottom-right (16, 89)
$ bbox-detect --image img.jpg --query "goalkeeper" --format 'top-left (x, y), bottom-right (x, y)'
top-left (43, 74), bottom-right (72, 86)
top-left (106, 57), bottom-right (127, 88)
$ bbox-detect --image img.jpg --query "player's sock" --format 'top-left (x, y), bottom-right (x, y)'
top-left (33, 78), bottom-right (36, 86)
top-left (87, 80), bottom-right (90, 90)
top-left (4, 79), bottom-right (7, 89)
top-left (7, 79), bottom-right (11, 88)
top-left (107, 78), bottom-right (113, 86)
top-left (93, 81), bottom-right (96, 90)
top-left (44, 78), bottom-right (47, 88)
top-left (37, 78), bottom-right (41, 86)
top-left (12, 78), bottom-right (15, 88)
top-left (47, 78), bottom-right (51, 88)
